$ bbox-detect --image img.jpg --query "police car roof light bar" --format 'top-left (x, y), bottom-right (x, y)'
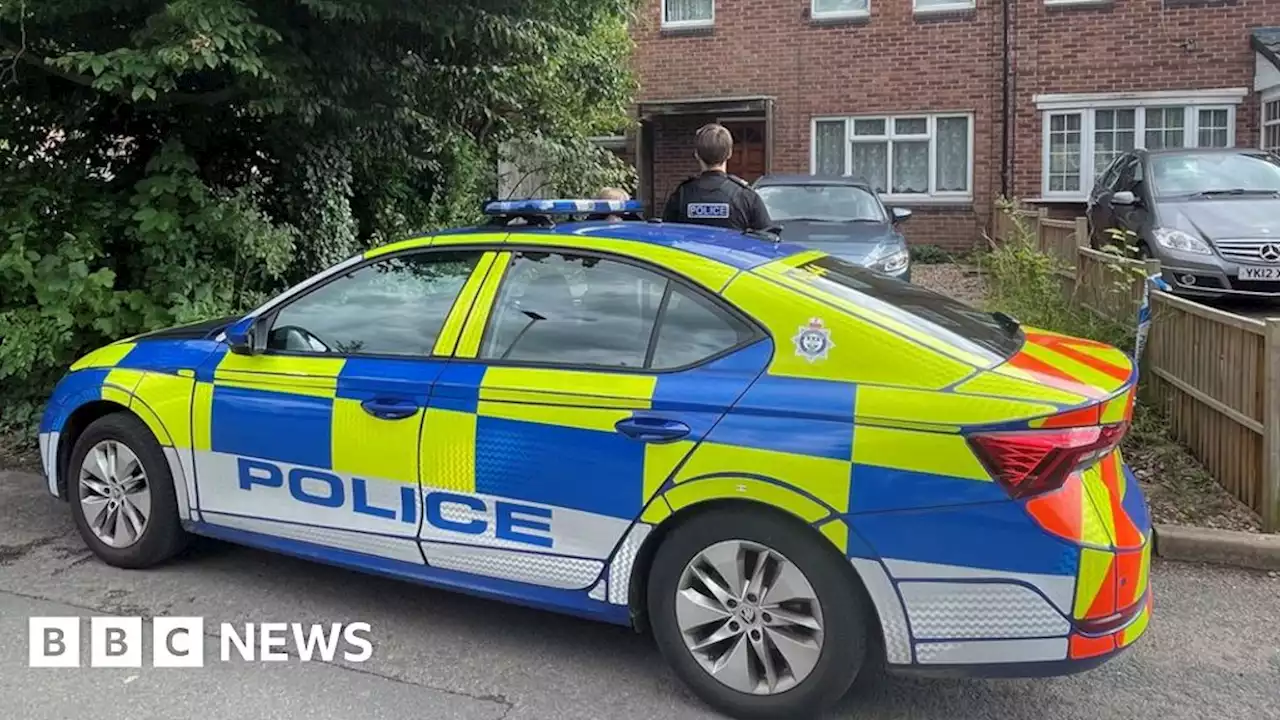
top-left (482, 199), bottom-right (645, 217)
top-left (481, 198), bottom-right (647, 229)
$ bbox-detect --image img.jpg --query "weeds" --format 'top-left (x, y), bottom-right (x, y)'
top-left (909, 244), bottom-right (953, 265)
top-left (977, 201), bottom-right (1133, 350)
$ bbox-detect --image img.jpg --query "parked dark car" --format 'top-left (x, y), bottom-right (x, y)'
top-left (1086, 148), bottom-right (1280, 299)
top-left (752, 174), bottom-right (913, 281)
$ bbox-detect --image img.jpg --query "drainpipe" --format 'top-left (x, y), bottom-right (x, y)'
top-left (1000, 0), bottom-right (1012, 199)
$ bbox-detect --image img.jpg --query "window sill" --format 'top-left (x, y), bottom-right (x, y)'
top-left (1022, 196), bottom-right (1088, 204)
top-left (913, 4), bottom-right (977, 19)
top-left (659, 22), bottom-right (714, 37)
top-left (810, 11), bottom-right (871, 26)
top-left (1159, 0), bottom-right (1237, 7)
top-left (1044, 0), bottom-right (1114, 11)
top-left (881, 195), bottom-right (974, 208)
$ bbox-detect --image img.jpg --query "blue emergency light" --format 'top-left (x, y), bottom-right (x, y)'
top-left (482, 198), bottom-right (645, 216)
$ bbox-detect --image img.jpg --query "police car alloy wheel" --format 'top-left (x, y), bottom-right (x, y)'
top-left (67, 413), bottom-right (190, 569)
top-left (675, 539), bottom-right (824, 695)
top-left (646, 506), bottom-right (869, 720)
top-left (78, 439), bottom-right (151, 548)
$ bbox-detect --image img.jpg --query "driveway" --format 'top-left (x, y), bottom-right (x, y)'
top-left (1, 470), bottom-right (1277, 720)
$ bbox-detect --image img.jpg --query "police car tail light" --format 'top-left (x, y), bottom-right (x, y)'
top-left (968, 422), bottom-right (1128, 500)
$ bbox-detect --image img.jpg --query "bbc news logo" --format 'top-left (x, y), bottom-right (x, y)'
top-left (29, 617), bottom-right (373, 667)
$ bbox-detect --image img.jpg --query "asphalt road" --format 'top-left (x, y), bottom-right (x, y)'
top-left (1, 469), bottom-right (1277, 720)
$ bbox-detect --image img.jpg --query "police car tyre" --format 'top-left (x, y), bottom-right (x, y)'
top-left (646, 506), bottom-right (868, 720)
top-left (67, 413), bottom-right (190, 569)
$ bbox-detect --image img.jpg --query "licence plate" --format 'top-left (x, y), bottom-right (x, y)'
top-left (1239, 266), bottom-right (1280, 281)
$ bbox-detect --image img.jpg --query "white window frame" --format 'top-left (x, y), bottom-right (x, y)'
top-left (661, 0), bottom-right (714, 29)
top-left (1034, 89), bottom-right (1248, 200)
top-left (1043, 0), bottom-right (1110, 7)
top-left (809, 112), bottom-right (975, 204)
top-left (811, 0), bottom-right (870, 20)
top-left (913, 0), bottom-right (975, 15)
top-left (1263, 88), bottom-right (1280, 153)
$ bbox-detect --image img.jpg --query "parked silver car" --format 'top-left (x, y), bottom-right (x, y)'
top-left (1086, 148), bottom-right (1280, 299)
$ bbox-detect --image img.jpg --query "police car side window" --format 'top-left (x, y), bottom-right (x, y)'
top-left (266, 250), bottom-right (482, 356)
top-left (649, 285), bottom-right (755, 369)
top-left (480, 251), bottom-right (666, 368)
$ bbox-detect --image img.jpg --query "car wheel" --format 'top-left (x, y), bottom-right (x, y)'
top-left (67, 413), bottom-right (190, 569)
top-left (646, 507), bottom-right (869, 720)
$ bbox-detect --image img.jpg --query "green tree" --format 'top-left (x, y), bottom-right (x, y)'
top-left (0, 0), bottom-right (637, 429)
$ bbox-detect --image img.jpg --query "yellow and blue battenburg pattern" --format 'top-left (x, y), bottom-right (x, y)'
top-left (38, 213), bottom-right (1152, 671)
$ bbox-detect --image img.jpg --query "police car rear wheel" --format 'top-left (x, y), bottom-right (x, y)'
top-left (68, 413), bottom-right (189, 569)
top-left (647, 507), bottom-right (868, 720)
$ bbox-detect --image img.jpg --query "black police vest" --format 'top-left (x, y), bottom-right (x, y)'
top-left (675, 174), bottom-right (748, 229)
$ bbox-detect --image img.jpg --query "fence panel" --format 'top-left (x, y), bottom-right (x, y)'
top-left (1037, 218), bottom-right (1080, 269)
top-left (1142, 290), bottom-right (1273, 525)
top-left (1072, 248), bottom-right (1154, 328)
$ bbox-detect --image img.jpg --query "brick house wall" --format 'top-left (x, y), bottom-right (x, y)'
top-left (1010, 0), bottom-right (1272, 206)
top-left (632, 0), bottom-right (1005, 252)
top-left (630, 0), bottom-right (1280, 250)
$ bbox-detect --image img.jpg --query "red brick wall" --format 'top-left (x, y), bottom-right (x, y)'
top-left (633, 0), bottom-right (1004, 250)
top-left (1009, 0), bottom-right (1271, 200)
top-left (632, 0), bottom-right (1276, 247)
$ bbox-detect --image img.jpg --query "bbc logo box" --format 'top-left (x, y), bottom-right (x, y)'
top-left (29, 616), bottom-right (373, 667)
top-left (29, 616), bottom-right (204, 668)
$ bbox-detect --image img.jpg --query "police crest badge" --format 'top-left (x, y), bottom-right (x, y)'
top-left (792, 318), bottom-right (834, 363)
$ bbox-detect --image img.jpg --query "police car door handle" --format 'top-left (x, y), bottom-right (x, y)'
top-left (614, 416), bottom-right (690, 443)
top-left (360, 397), bottom-right (418, 420)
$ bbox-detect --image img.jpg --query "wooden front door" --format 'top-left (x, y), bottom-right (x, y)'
top-left (724, 122), bottom-right (767, 183)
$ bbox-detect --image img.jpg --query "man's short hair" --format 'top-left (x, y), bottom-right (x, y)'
top-left (598, 187), bottom-right (630, 201)
top-left (694, 123), bottom-right (734, 166)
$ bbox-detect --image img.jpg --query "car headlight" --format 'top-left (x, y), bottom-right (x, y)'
top-left (869, 248), bottom-right (910, 274)
top-left (1153, 227), bottom-right (1211, 255)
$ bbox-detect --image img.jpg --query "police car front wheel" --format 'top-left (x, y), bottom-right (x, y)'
top-left (68, 413), bottom-right (190, 569)
top-left (646, 506), bottom-right (869, 720)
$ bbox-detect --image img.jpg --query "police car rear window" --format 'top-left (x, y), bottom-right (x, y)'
top-left (790, 255), bottom-right (1024, 360)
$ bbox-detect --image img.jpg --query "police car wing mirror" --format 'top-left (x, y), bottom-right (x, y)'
top-left (225, 315), bottom-right (266, 356)
top-left (890, 207), bottom-right (913, 224)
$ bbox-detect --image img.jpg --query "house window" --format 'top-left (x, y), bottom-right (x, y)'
top-left (1092, 109), bottom-right (1135, 183)
top-left (1046, 113), bottom-right (1083, 193)
top-left (1264, 97), bottom-right (1280, 153)
top-left (662, 0), bottom-right (713, 27)
top-left (812, 113), bottom-right (973, 202)
top-left (1035, 91), bottom-right (1243, 199)
top-left (813, 0), bottom-right (869, 18)
top-left (914, 0), bottom-right (975, 12)
top-left (1198, 108), bottom-right (1230, 148)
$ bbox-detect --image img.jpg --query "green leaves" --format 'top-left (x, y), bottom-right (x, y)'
top-left (0, 0), bottom-right (637, 433)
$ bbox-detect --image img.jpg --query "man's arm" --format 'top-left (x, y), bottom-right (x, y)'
top-left (746, 190), bottom-right (773, 230)
top-left (662, 182), bottom-right (684, 222)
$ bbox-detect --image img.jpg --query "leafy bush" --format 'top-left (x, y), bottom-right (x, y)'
top-left (978, 202), bottom-right (1134, 351)
top-left (0, 0), bottom-right (638, 432)
top-left (908, 244), bottom-right (953, 265)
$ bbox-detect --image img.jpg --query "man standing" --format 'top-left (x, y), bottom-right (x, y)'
top-left (662, 123), bottom-right (772, 232)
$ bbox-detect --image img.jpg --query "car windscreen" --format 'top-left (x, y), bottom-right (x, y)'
top-left (756, 184), bottom-right (886, 223)
top-left (1150, 152), bottom-right (1280, 197)
top-left (785, 255), bottom-right (1024, 361)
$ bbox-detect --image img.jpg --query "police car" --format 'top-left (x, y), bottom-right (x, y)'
top-left (37, 199), bottom-right (1152, 720)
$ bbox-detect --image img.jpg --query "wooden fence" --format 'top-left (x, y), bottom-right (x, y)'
top-left (992, 204), bottom-right (1280, 531)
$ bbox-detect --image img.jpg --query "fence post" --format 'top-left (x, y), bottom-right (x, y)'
top-left (1263, 319), bottom-right (1280, 532)
top-left (1074, 216), bottom-right (1089, 248)
top-left (1035, 207), bottom-right (1049, 254)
